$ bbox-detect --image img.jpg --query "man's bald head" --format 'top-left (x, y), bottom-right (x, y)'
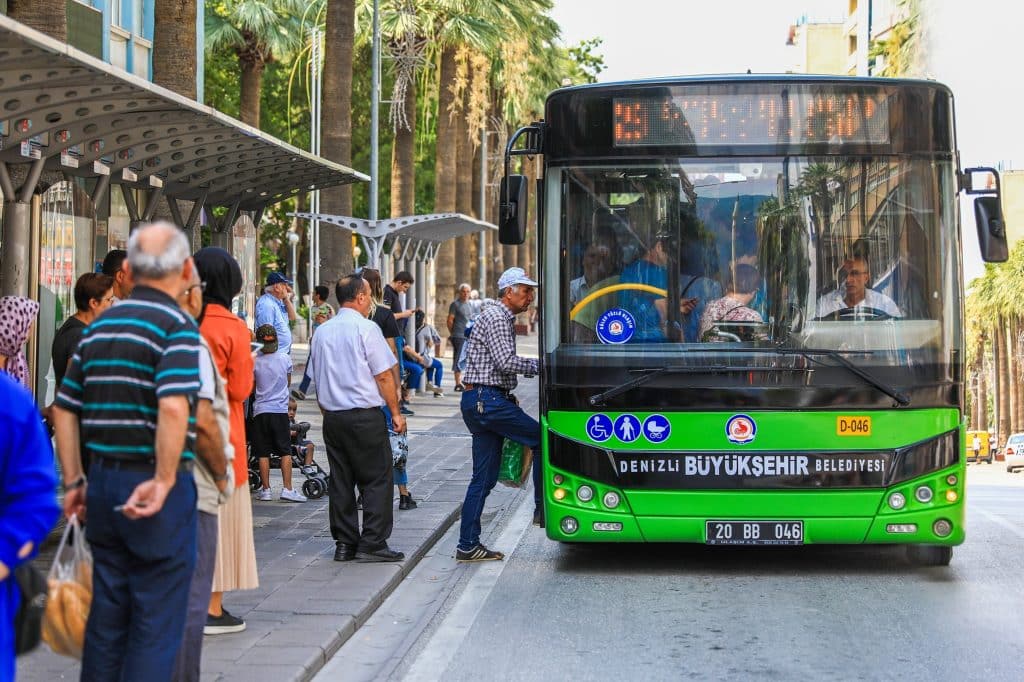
top-left (127, 221), bottom-right (191, 283)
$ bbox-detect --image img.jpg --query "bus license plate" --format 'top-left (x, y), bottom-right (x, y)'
top-left (705, 521), bottom-right (803, 546)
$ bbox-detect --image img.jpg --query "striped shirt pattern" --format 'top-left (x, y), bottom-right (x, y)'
top-left (55, 285), bottom-right (201, 461)
top-left (461, 301), bottom-right (538, 392)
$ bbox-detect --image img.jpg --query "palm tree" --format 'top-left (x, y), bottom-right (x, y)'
top-left (6, 0), bottom-right (66, 41)
top-left (318, 0), bottom-right (356, 290)
top-left (153, 0), bottom-right (198, 99)
top-left (206, 0), bottom-right (305, 127)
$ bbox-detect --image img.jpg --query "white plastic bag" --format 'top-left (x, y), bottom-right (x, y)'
top-left (42, 514), bottom-right (92, 659)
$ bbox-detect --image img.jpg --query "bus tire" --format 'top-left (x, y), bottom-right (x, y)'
top-left (906, 544), bottom-right (952, 567)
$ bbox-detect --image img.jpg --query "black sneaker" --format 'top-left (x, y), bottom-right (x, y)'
top-left (204, 608), bottom-right (246, 635)
top-left (290, 389), bottom-right (306, 400)
top-left (455, 545), bottom-right (505, 562)
top-left (533, 509), bottom-right (545, 528)
top-left (399, 494), bottom-right (418, 510)
top-left (400, 405), bottom-right (415, 416)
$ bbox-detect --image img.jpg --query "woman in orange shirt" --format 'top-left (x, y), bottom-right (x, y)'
top-left (194, 247), bottom-right (258, 635)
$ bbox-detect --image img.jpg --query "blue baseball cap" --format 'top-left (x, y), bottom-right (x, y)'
top-left (266, 272), bottom-right (293, 286)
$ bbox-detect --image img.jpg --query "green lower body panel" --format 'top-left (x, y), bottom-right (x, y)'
top-left (544, 465), bottom-right (965, 546)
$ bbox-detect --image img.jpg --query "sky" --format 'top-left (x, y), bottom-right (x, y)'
top-left (549, 0), bottom-right (1022, 284)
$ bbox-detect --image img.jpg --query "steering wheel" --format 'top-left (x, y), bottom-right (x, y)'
top-left (569, 283), bottom-right (667, 321)
top-left (813, 306), bottom-right (892, 322)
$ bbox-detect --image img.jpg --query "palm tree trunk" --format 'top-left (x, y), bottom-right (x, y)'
top-left (152, 0), bottom-right (197, 100)
top-left (238, 54), bottom-right (264, 128)
top-left (997, 319), bottom-right (1012, 443)
top-left (455, 89), bottom-right (475, 289)
top-left (319, 0), bottom-right (356, 293)
top-left (1014, 319), bottom-right (1024, 431)
top-left (390, 77), bottom-right (416, 218)
top-left (433, 46), bottom-right (459, 332)
top-left (7, 0), bottom-right (66, 42)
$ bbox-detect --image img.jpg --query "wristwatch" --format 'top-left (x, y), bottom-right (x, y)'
top-left (65, 475), bottom-right (86, 491)
top-left (213, 472), bottom-right (230, 482)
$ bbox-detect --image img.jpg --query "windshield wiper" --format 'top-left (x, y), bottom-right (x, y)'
top-left (789, 348), bottom-right (911, 407)
top-left (587, 364), bottom-right (808, 406)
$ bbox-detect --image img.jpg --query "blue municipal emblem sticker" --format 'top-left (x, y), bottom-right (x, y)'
top-left (725, 414), bottom-right (757, 444)
top-left (642, 414), bottom-right (671, 443)
top-left (586, 414), bottom-right (613, 443)
top-left (613, 414), bottom-right (641, 443)
top-left (596, 308), bottom-right (636, 344)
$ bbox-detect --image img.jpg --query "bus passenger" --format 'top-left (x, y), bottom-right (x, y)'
top-left (619, 232), bottom-right (696, 342)
top-left (569, 215), bottom-right (622, 342)
top-left (817, 256), bottom-right (902, 318)
top-left (698, 264), bottom-right (764, 341)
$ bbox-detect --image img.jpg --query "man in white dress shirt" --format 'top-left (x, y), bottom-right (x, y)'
top-left (817, 256), bottom-right (902, 318)
top-left (309, 274), bottom-right (406, 563)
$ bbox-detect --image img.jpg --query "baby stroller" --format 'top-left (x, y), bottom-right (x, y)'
top-left (247, 421), bottom-right (330, 499)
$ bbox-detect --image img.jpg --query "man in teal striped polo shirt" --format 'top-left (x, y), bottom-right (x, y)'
top-left (52, 221), bottom-right (202, 682)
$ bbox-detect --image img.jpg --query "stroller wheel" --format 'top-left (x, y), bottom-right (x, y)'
top-left (302, 478), bottom-right (326, 499)
top-left (248, 469), bottom-right (262, 491)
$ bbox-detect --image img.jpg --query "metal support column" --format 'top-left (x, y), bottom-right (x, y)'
top-left (1, 159), bottom-right (43, 297)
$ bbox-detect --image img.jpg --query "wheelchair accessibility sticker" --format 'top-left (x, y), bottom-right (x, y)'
top-left (642, 414), bottom-right (671, 443)
top-left (586, 414), bottom-right (613, 442)
top-left (596, 308), bottom-right (636, 344)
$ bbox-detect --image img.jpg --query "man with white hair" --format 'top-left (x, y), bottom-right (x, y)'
top-left (52, 221), bottom-right (203, 680)
top-left (255, 271), bottom-right (297, 361)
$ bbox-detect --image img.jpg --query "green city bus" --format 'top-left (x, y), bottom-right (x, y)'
top-left (498, 76), bottom-right (1007, 565)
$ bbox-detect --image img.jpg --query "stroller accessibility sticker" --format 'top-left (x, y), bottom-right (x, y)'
top-left (642, 414), bottom-right (671, 443)
top-left (596, 308), bottom-right (636, 344)
top-left (586, 414), bottom-right (613, 443)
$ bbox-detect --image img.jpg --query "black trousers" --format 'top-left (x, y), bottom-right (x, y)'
top-left (323, 407), bottom-right (394, 551)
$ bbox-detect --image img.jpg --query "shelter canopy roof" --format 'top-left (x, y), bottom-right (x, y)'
top-left (0, 14), bottom-right (367, 210)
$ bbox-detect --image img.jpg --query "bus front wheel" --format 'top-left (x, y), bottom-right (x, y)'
top-left (906, 544), bottom-right (953, 567)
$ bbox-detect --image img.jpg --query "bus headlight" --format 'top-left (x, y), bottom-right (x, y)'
top-left (914, 486), bottom-right (933, 503)
top-left (560, 516), bottom-right (579, 534)
top-left (945, 489), bottom-right (958, 502)
top-left (933, 519), bottom-right (953, 537)
top-left (946, 474), bottom-right (958, 486)
top-left (577, 485), bottom-right (594, 502)
top-left (888, 492), bottom-right (907, 510)
top-left (603, 491), bottom-right (621, 509)
top-left (553, 474), bottom-right (564, 485)
top-left (553, 488), bottom-right (567, 501)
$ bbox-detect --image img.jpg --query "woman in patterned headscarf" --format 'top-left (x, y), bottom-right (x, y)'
top-left (0, 295), bottom-right (41, 390)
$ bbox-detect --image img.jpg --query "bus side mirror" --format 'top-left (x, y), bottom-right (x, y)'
top-left (963, 167), bottom-right (1008, 263)
top-left (975, 197), bottom-right (1008, 262)
top-left (499, 175), bottom-right (527, 245)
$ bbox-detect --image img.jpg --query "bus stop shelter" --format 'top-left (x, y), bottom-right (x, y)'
top-left (0, 13), bottom-right (367, 298)
top-left (0, 15), bottom-right (367, 400)
top-left (290, 210), bottom-right (496, 334)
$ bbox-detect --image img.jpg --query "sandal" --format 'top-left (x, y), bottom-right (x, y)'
top-left (454, 384), bottom-right (465, 392)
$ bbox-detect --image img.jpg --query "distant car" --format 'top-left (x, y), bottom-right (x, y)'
top-left (1004, 433), bottom-right (1024, 472)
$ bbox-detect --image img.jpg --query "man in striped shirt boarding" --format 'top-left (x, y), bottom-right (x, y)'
top-left (52, 221), bottom-right (202, 682)
top-left (456, 267), bottom-right (542, 563)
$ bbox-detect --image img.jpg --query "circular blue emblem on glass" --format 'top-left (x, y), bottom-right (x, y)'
top-left (642, 414), bottom-right (671, 443)
top-left (725, 414), bottom-right (757, 444)
top-left (586, 413), bottom-right (613, 443)
top-left (613, 414), bottom-right (641, 443)
top-left (596, 308), bottom-right (636, 345)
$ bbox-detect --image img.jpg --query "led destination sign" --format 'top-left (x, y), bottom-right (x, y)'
top-left (613, 89), bottom-right (891, 147)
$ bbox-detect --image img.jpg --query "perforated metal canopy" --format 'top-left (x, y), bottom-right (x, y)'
top-left (290, 211), bottom-right (496, 266)
top-left (0, 14), bottom-right (368, 211)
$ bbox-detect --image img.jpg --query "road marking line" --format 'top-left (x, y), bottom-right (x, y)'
top-left (974, 506), bottom-right (1024, 540)
top-left (402, 495), bottom-right (535, 682)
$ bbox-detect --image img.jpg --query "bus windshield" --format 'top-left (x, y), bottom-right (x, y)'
top-left (545, 157), bottom-right (960, 401)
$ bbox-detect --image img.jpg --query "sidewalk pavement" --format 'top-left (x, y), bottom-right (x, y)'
top-left (19, 335), bottom-right (540, 682)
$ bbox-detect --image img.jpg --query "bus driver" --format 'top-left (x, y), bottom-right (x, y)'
top-left (817, 255), bottom-right (902, 318)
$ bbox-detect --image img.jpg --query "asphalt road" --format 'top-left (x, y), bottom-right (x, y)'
top-left (353, 464), bottom-right (1024, 682)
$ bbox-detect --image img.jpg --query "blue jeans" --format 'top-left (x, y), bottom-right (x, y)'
top-left (458, 387), bottom-right (541, 551)
top-left (82, 462), bottom-right (197, 682)
top-left (425, 358), bottom-right (443, 386)
top-left (402, 358), bottom-right (424, 391)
